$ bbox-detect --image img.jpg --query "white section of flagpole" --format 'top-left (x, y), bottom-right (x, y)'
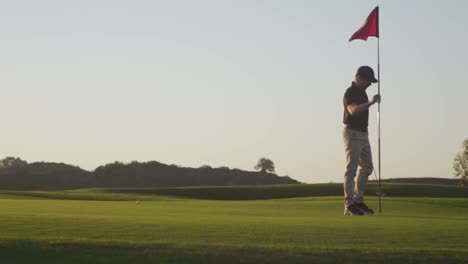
top-left (377, 36), bottom-right (382, 213)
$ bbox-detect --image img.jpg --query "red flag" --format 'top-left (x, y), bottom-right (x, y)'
top-left (349, 7), bottom-right (379, 42)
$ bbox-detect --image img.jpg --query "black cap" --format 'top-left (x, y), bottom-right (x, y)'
top-left (356, 66), bottom-right (378, 83)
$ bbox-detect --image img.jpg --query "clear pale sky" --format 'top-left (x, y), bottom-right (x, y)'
top-left (1, 0), bottom-right (467, 183)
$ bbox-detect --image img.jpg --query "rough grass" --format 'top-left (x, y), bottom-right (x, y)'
top-left (2, 183), bottom-right (466, 201)
top-left (107, 183), bottom-right (468, 200)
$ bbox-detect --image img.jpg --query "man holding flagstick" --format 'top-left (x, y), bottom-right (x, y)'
top-left (343, 66), bottom-right (380, 215)
top-left (343, 6), bottom-right (382, 216)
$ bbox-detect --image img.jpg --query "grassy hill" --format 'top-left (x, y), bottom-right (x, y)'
top-left (371, 177), bottom-right (459, 185)
top-left (107, 183), bottom-right (468, 200)
top-left (1, 183), bottom-right (466, 201)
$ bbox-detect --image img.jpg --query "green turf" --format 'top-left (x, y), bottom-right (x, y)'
top-left (0, 185), bottom-right (467, 263)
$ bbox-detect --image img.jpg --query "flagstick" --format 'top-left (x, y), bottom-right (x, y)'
top-left (377, 36), bottom-right (382, 213)
top-left (349, 5), bottom-right (382, 212)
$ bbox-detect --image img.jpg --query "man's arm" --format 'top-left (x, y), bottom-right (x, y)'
top-left (347, 94), bottom-right (381, 116)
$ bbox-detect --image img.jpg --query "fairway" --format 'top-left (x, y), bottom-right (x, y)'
top-left (0, 185), bottom-right (467, 264)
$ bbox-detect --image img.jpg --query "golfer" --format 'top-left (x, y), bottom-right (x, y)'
top-left (342, 66), bottom-right (381, 216)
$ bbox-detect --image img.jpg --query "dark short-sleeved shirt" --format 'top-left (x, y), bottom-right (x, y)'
top-left (343, 82), bottom-right (369, 132)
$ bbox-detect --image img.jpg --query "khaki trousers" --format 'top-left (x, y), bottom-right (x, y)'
top-left (342, 127), bottom-right (374, 207)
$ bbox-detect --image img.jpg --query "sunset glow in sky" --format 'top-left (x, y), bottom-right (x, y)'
top-left (1, 0), bottom-right (467, 183)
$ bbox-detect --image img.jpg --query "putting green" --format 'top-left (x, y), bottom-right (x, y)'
top-left (0, 186), bottom-right (467, 263)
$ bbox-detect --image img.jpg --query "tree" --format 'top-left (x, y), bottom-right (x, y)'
top-left (0, 157), bottom-right (28, 169)
top-left (254, 158), bottom-right (275, 173)
top-left (453, 139), bottom-right (468, 187)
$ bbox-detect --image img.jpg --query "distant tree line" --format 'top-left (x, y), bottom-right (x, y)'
top-left (0, 157), bottom-right (299, 190)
